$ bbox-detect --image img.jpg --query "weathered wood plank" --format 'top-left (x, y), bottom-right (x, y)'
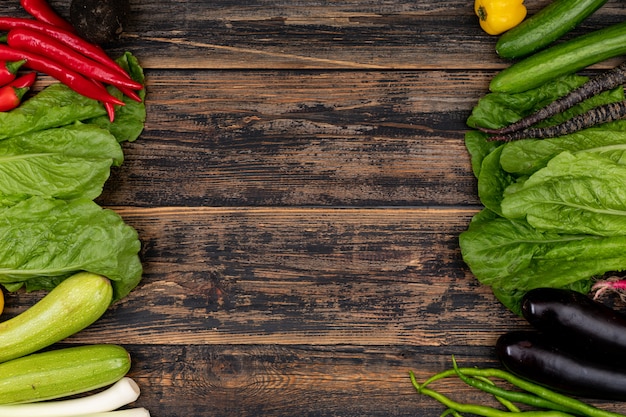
top-left (100, 70), bottom-right (483, 207)
top-left (121, 344), bottom-right (626, 417)
top-left (131, 0), bottom-right (626, 70)
top-left (122, 345), bottom-right (502, 417)
top-left (4, 207), bottom-right (520, 348)
top-left (16, 0), bottom-right (626, 70)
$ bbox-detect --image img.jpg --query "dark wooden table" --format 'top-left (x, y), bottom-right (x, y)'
top-left (3, 0), bottom-right (626, 416)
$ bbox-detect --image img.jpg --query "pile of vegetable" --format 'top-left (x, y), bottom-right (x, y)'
top-left (462, 0), bottom-right (626, 316)
top-left (412, 288), bottom-right (626, 416)
top-left (0, 0), bottom-right (149, 415)
top-left (0, 0), bottom-right (143, 121)
top-left (414, 0), bottom-right (626, 415)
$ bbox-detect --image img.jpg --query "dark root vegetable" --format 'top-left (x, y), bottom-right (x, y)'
top-left (69, 0), bottom-right (130, 45)
top-left (487, 100), bottom-right (626, 142)
top-left (480, 61), bottom-right (626, 136)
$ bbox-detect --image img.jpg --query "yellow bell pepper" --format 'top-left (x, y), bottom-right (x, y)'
top-left (475, 0), bottom-right (527, 35)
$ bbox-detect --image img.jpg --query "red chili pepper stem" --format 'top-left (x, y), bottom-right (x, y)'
top-left (0, 59), bottom-right (26, 87)
top-left (0, 45), bottom-right (125, 106)
top-left (7, 28), bottom-right (143, 92)
top-left (5, 59), bottom-right (26, 75)
top-left (20, 0), bottom-right (75, 33)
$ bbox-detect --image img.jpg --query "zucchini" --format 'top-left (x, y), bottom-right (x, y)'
top-left (496, 0), bottom-right (608, 59)
top-left (0, 344), bottom-right (131, 404)
top-left (0, 272), bottom-right (113, 363)
top-left (490, 20), bottom-right (626, 93)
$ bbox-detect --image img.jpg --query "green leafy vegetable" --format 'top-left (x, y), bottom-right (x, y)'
top-left (0, 196), bottom-right (142, 301)
top-left (0, 52), bottom-right (146, 143)
top-left (0, 122), bottom-right (123, 206)
top-left (458, 211), bottom-right (626, 313)
top-left (467, 74), bottom-right (623, 131)
top-left (0, 83), bottom-right (106, 140)
top-left (476, 145), bottom-right (515, 216)
top-left (500, 120), bottom-right (626, 175)
top-left (460, 74), bottom-right (626, 314)
top-left (87, 52), bottom-right (147, 143)
top-left (502, 151), bottom-right (626, 236)
top-left (0, 52), bottom-right (146, 301)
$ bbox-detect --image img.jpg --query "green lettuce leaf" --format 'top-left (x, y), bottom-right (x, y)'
top-left (467, 75), bottom-right (624, 131)
top-left (0, 122), bottom-right (123, 206)
top-left (461, 65), bottom-right (626, 315)
top-left (462, 208), bottom-right (595, 315)
top-left (501, 151), bottom-right (626, 236)
top-left (459, 211), bottom-right (626, 294)
top-left (467, 75), bottom-right (587, 130)
top-left (0, 52), bottom-right (146, 143)
top-left (86, 52), bottom-right (147, 143)
top-left (465, 130), bottom-right (500, 178)
top-left (500, 120), bottom-right (626, 175)
top-left (476, 145), bottom-right (517, 216)
top-left (0, 196), bottom-right (142, 301)
top-left (0, 52), bottom-right (146, 302)
top-left (465, 73), bottom-right (625, 180)
top-left (0, 84), bottom-right (107, 140)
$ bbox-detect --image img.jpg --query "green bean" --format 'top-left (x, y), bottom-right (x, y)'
top-left (474, 376), bottom-right (521, 413)
top-left (420, 367), bottom-right (623, 417)
top-left (417, 384), bottom-right (575, 417)
top-left (441, 408), bottom-right (464, 417)
top-left (471, 369), bottom-right (625, 417)
top-left (451, 359), bottom-right (576, 414)
top-left (414, 363), bottom-right (626, 417)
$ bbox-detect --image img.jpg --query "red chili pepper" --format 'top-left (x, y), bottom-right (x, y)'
top-left (0, 45), bottom-right (125, 107)
top-left (20, 0), bottom-right (75, 33)
top-left (0, 18), bottom-right (130, 80)
top-left (117, 85), bottom-right (142, 103)
top-left (10, 71), bottom-right (37, 89)
top-left (0, 73), bottom-right (36, 112)
top-left (91, 78), bottom-right (116, 122)
top-left (0, 60), bottom-right (26, 86)
top-left (7, 28), bottom-right (143, 92)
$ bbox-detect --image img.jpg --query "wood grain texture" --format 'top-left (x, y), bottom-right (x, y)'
top-left (47, 0), bottom-right (626, 70)
top-left (3, 0), bottom-right (626, 416)
top-left (119, 344), bottom-right (626, 417)
top-left (99, 70), bottom-right (482, 207)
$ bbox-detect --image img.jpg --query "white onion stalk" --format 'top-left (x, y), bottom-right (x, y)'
top-left (69, 408), bottom-right (150, 417)
top-left (0, 377), bottom-right (141, 417)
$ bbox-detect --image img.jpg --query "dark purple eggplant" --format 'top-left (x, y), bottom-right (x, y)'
top-left (496, 330), bottom-right (626, 400)
top-left (521, 287), bottom-right (626, 362)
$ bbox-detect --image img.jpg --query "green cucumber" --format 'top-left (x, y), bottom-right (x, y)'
top-left (490, 20), bottom-right (626, 94)
top-left (0, 344), bottom-right (131, 404)
top-left (496, 0), bottom-right (608, 59)
top-left (0, 272), bottom-right (113, 363)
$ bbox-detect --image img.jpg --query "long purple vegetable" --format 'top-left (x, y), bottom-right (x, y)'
top-left (488, 99), bottom-right (626, 142)
top-left (480, 61), bottom-right (626, 136)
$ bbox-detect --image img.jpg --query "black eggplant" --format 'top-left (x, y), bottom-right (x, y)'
top-left (521, 287), bottom-right (626, 362)
top-left (496, 330), bottom-right (626, 400)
